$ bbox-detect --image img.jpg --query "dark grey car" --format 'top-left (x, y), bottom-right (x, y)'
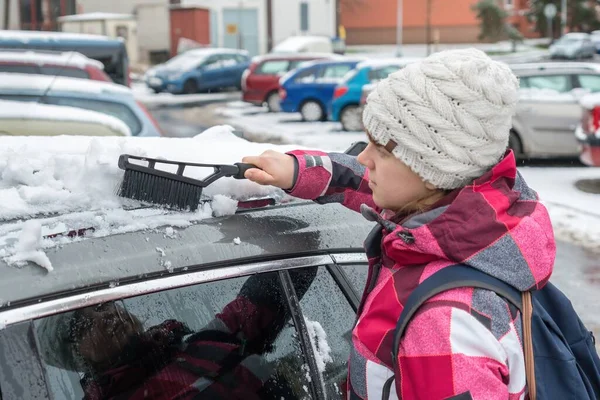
top-left (0, 200), bottom-right (374, 399)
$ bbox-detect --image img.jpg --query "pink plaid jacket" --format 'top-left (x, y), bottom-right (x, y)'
top-left (286, 149), bottom-right (556, 400)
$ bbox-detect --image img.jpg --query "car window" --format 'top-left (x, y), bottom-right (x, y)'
top-left (34, 271), bottom-right (316, 399)
top-left (295, 67), bottom-right (318, 83)
top-left (0, 64), bottom-right (38, 74)
top-left (368, 65), bottom-right (400, 82)
top-left (0, 94), bottom-right (40, 102)
top-left (294, 266), bottom-right (358, 398)
top-left (220, 54), bottom-right (239, 67)
top-left (522, 74), bottom-right (571, 93)
top-left (578, 75), bottom-right (600, 92)
top-left (256, 60), bottom-right (290, 75)
top-left (320, 64), bottom-right (353, 80)
top-left (43, 97), bottom-right (143, 136)
top-left (339, 264), bottom-right (369, 295)
top-left (234, 54), bottom-right (248, 63)
top-left (40, 66), bottom-right (90, 80)
top-left (202, 55), bottom-right (222, 70)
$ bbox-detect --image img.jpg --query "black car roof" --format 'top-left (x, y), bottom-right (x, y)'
top-left (0, 202), bottom-right (373, 310)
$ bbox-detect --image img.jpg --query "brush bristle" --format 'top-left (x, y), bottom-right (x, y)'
top-left (118, 169), bottom-right (203, 211)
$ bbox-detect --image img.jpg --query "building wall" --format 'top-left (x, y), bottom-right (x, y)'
top-left (271, 0), bottom-right (336, 47)
top-left (77, 0), bottom-right (137, 15)
top-left (341, 0), bottom-right (483, 44)
top-left (182, 0), bottom-right (268, 55)
top-left (0, 0), bottom-right (20, 29)
top-left (136, 2), bottom-right (170, 62)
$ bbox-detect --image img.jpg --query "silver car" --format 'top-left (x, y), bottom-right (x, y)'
top-left (510, 63), bottom-right (600, 158)
top-left (550, 33), bottom-right (596, 60)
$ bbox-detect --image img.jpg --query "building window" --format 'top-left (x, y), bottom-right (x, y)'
top-left (505, 0), bottom-right (514, 8)
top-left (300, 2), bottom-right (309, 32)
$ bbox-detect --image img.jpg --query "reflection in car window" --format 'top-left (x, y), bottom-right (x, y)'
top-left (321, 64), bottom-right (353, 80)
top-left (295, 266), bottom-right (358, 398)
top-left (525, 75), bottom-right (571, 93)
top-left (40, 66), bottom-right (90, 80)
top-left (257, 60), bottom-right (290, 75)
top-left (340, 264), bottom-right (369, 295)
top-left (368, 65), bottom-right (400, 82)
top-left (43, 97), bottom-right (142, 136)
top-left (578, 75), bottom-right (600, 92)
top-left (34, 271), bottom-right (316, 399)
top-left (295, 67), bottom-right (317, 83)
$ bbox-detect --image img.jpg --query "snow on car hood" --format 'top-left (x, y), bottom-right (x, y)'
top-left (0, 125), bottom-right (307, 271)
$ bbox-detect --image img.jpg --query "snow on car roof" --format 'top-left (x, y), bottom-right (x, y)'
top-left (57, 12), bottom-right (134, 22)
top-left (183, 47), bottom-right (249, 56)
top-left (0, 72), bottom-right (131, 96)
top-left (0, 30), bottom-right (114, 42)
top-left (272, 35), bottom-right (331, 52)
top-left (252, 52), bottom-right (340, 64)
top-left (0, 126), bottom-right (307, 271)
top-left (357, 57), bottom-right (421, 69)
top-left (0, 50), bottom-right (104, 70)
top-left (0, 99), bottom-right (131, 136)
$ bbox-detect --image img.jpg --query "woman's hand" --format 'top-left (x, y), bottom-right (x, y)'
top-left (242, 150), bottom-right (296, 190)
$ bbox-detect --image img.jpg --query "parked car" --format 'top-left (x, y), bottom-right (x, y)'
top-left (279, 58), bottom-right (364, 122)
top-left (0, 73), bottom-right (162, 137)
top-left (0, 169), bottom-right (373, 398)
top-left (0, 30), bottom-right (130, 86)
top-left (591, 30), bottom-right (600, 53)
top-left (331, 58), bottom-right (419, 131)
top-left (144, 48), bottom-right (250, 94)
top-left (549, 33), bottom-right (596, 60)
top-left (508, 62), bottom-right (600, 159)
top-left (0, 50), bottom-right (112, 82)
top-left (575, 93), bottom-right (600, 166)
top-left (242, 53), bottom-right (336, 112)
top-left (0, 99), bottom-right (131, 136)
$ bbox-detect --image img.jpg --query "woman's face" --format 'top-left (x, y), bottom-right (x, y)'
top-left (357, 141), bottom-right (434, 212)
top-left (75, 302), bottom-right (143, 368)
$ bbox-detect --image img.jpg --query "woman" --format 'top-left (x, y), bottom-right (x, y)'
top-left (242, 48), bottom-right (555, 399)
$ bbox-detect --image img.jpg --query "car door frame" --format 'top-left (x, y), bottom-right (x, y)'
top-left (0, 251), bottom-right (368, 400)
top-left (197, 54), bottom-right (224, 90)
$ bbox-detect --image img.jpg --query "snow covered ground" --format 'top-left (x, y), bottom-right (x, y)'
top-left (218, 101), bottom-right (600, 253)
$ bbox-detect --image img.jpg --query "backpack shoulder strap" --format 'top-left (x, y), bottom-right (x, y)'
top-left (382, 266), bottom-right (524, 400)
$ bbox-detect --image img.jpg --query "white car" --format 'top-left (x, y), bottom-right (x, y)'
top-left (550, 33), bottom-right (596, 60)
top-left (0, 100), bottom-right (131, 137)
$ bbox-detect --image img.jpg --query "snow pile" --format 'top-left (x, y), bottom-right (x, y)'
top-left (233, 237), bottom-right (241, 245)
top-left (0, 125), bottom-right (303, 269)
top-left (580, 92), bottom-right (600, 110)
top-left (304, 318), bottom-right (333, 373)
top-left (520, 167), bottom-right (600, 253)
top-left (0, 100), bottom-right (131, 136)
top-left (5, 221), bottom-right (53, 271)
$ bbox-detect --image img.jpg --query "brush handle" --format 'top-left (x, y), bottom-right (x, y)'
top-left (233, 163), bottom-right (258, 180)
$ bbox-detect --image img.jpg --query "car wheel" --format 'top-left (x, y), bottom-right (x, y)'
top-left (266, 91), bottom-right (281, 113)
top-left (340, 105), bottom-right (364, 131)
top-left (183, 79), bottom-right (198, 95)
top-left (509, 130), bottom-right (524, 158)
top-left (300, 100), bottom-right (324, 122)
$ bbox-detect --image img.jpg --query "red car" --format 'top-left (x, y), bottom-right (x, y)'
top-left (242, 53), bottom-right (335, 112)
top-left (0, 50), bottom-right (112, 83)
top-left (577, 102), bottom-right (600, 166)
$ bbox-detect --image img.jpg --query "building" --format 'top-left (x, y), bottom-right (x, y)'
top-left (271, 0), bottom-right (337, 49)
top-left (340, 0), bottom-right (537, 45)
top-left (1, 0), bottom-right (20, 30)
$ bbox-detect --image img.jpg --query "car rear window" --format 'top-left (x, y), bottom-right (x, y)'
top-left (40, 66), bottom-right (90, 80)
top-left (368, 65), bottom-right (401, 82)
top-left (44, 97), bottom-right (142, 136)
top-left (0, 64), bottom-right (38, 74)
top-left (256, 60), bottom-right (290, 75)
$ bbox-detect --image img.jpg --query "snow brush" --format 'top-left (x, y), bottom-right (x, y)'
top-left (117, 154), bottom-right (256, 211)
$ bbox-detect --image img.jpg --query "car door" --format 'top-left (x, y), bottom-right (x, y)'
top-left (14, 254), bottom-right (368, 400)
top-left (316, 63), bottom-right (356, 109)
top-left (198, 54), bottom-right (224, 90)
top-left (516, 74), bottom-right (580, 156)
top-left (219, 54), bottom-right (243, 88)
top-left (285, 66), bottom-right (320, 110)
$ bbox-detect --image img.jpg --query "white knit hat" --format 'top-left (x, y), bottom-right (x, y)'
top-left (362, 48), bottom-right (519, 189)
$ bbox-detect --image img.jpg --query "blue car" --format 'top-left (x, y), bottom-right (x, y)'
top-left (279, 59), bottom-right (364, 122)
top-left (145, 49), bottom-right (250, 94)
top-left (330, 58), bottom-right (419, 131)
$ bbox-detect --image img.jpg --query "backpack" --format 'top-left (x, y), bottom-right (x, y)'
top-left (382, 265), bottom-right (600, 400)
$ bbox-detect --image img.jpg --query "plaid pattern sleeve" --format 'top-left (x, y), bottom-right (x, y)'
top-left (397, 296), bottom-right (527, 400)
top-left (286, 150), bottom-right (377, 213)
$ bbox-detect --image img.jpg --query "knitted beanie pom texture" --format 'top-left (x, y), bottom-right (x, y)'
top-left (362, 48), bottom-right (519, 189)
